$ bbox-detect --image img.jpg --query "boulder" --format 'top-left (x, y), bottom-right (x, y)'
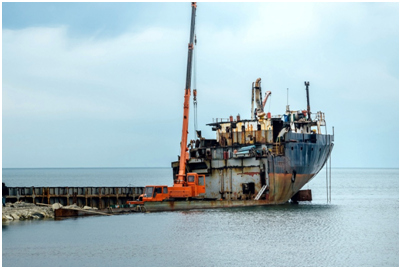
top-left (52, 203), bottom-right (63, 211)
top-left (83, 206), bottom-right (95, 210)
top-left (43, 210), bottom-right (51, 217)
top-left (31, 212), bottom-right (45, 218)
top-left (46, 209), bottom-right (53, 217)
top-left (63, 204), bottom-right (79, 209)
top-left (11, 213), bottom-right (20, 220)
top-left (12, 201), bottom-right (25, 207)
top-left (18, 210), bottom-right (29, 219)
top-left (23, 202), bottom-right (37, 207)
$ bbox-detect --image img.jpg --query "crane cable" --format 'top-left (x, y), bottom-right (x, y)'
top-left (193, 34), bottom-right (198, 140)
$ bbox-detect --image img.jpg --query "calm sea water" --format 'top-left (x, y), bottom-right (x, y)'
top-left (2, 168), bottom-right (399, 267)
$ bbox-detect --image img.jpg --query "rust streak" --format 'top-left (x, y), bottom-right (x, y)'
top-left (237, 172), bottom-right (259, 177)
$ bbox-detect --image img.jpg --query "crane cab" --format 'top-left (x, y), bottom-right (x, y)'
top-left (186, 173), bottom-right (205, 196)
top-left (126, 185), bottom-right (169, 205)
top-left (127, 174), bottom-right (206, 205)
top-left (142, 185), bottom-right (169, 202)
top-left (168, 172), bottom-right (206, 198)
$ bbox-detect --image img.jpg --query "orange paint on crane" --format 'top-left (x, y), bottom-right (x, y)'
top-left (127, 174), bottom-right (206, 204)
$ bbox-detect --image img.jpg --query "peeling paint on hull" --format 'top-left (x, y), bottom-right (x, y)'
top-left (269, 173), bottom-right (316, 204)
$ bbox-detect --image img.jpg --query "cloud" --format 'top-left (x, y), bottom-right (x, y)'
top-left (2, 2), bottom-right (398, 168)
top-left (3, 26), bottom-right (187, 120)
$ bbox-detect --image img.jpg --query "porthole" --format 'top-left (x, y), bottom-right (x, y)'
top-left (291, 147), bottom-right (294, 150)
top-left (300, 147), bottom-right (303, 150)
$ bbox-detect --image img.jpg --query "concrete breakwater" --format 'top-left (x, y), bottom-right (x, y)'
top-left (6, 186), bottom-right (145, 209)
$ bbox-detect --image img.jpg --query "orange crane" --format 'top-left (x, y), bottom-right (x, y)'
top-left (128, 2), bottom-right (205, 205)
top-left (175, 1), bottom-right (197, 187)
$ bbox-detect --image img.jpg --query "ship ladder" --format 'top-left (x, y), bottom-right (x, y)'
top-left (254, 185), bottom-right (268, 200)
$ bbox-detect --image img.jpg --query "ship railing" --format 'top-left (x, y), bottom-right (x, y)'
top-left (212, 118), bottom-right (230, 123)
top-left (313, 111), bottom-right (324, 120)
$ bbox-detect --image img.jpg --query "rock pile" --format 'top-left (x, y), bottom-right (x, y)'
top-left (2, 201), bottom-right (54, 221)
top-left (2, 202), bottom-right (98, 222)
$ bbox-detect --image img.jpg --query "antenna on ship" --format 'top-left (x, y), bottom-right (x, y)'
top-left (286, 88), bottom-right (290, 112)
top-left (305, 81), bottom-right (311, 120)
top-left (251, 82), bottom-right (255, 120)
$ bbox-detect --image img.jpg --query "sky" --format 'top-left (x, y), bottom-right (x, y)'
top-left (2, 2), bottom-right (399, 168)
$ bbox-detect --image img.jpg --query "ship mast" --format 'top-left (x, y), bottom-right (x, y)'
top-left (305, 81), bottom-right (311, 120)
top-left (176, 2), bottom-right (197, 185)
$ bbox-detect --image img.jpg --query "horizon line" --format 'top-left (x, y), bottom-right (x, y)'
top-left (2, 166), bottom-right (399, 169)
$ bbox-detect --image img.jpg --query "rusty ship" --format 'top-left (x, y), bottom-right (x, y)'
top-left (127, 2), bottom-right (334, 212)
top-left (171, 79), bottom-right (334, 205)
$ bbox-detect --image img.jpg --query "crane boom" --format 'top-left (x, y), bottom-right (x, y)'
top-left (262, 91), bottom-right (272, 109)
top-left (176, 2), bottom-right (197, 185)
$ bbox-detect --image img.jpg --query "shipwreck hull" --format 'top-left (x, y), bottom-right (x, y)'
top-left (173, 132), bottom-right (334, 204)
top-left (268, 136), bottom-right (334, 203)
